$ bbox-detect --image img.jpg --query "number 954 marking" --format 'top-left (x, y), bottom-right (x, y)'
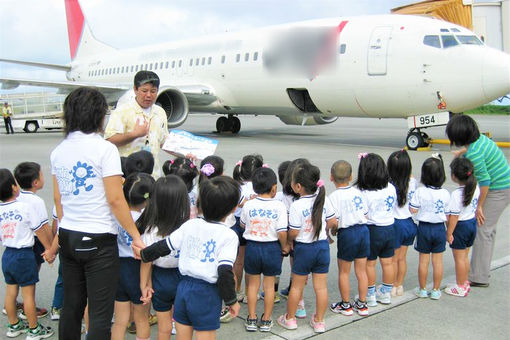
top-left (407, 112), bottom-right (450, 129)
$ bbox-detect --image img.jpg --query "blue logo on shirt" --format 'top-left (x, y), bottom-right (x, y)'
top-left (434, 200), bottom-right (445, 214)
top-left (353, 196), bottom-right (363, 211)
top-left (71, 161), bottom-right (96, 195)
top-left (384, 196), bottom-right (395, 211)
top-left (471, 198), bottom-right (479, 211)
top-left (201, 239), bottom-right (216, 262)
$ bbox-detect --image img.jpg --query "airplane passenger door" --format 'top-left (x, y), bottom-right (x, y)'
top-left (367, 26), bottom-right (392, 76)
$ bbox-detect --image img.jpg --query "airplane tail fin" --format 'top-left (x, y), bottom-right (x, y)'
top-left (64, 0), bottom-right (116, 60)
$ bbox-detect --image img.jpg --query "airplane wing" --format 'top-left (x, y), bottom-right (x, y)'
top-left (0, 58), bottom-right (71, 72)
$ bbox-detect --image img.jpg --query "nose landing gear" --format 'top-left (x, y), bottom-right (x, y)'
top-left (216, 115), bottom-right (241, 133)
top-left (406, 128), bottom-right (430, 150)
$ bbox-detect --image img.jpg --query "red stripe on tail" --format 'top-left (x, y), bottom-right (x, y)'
top-left (64, 0), bottom-right (85, 60)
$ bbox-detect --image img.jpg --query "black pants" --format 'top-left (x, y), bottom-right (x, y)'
top-left (58, 229), bottom-right (119, 340)
top-left (3, 117), bottom-right (13, 134)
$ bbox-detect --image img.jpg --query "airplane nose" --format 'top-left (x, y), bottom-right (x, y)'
top-left (482, 48), bottom-right (510, 102)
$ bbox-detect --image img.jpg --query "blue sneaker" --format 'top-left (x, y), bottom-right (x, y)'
top-left (260, 291), bottom-right (280, 303)
top-left (430, 289), bottom-right (441, 300)
top-left (280, 286), bottom-right (290, 299)
top-left (414, 287), bottom-right (428, 298)
top-left (366, 292), bottom-right (377, 307)
top-left (295, 300), bottom-right (306, 319)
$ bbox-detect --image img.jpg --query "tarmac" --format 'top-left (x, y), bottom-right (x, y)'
top-left (0, 113), bottom-right (508, 339)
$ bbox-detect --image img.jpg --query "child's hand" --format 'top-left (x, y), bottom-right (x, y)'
top-left (447, 233), bottom-right (454, 245)
top-left (140, 286), bottom-right (154, 305)
top-left (131, 238), bottom-right (146, 260)
top-left (327, 234), bottom-right (334, 244)
top-left (228, 302), bottom-right (241, 318)
top-left (281, 244), bottom-right (291, 256)
top-left (451, 147), bottom-right (467, 158)
top-left (42, 249), bottom-right (56, 264)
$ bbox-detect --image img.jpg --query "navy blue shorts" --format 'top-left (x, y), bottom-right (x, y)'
top-left (116, 257), bottom-right (143, 304)
top-left (33, 237), bottom-right (45, 266)
top-left (368, 225), bottom-right (395, 260)
top-left (2, 247), bottom-right (39, 286)
top-left (336, 224), bottom-right (370, 261)
top-left (231, 216), bottom-right (247, 246)
top-left (415, 222), bottom-right (446, 253)
top-left (393, 218), bottom-right (417, 249)
top-left (174, 276), bottom-right (222, 331)
top-left (152, 266), bottom-right (182, 312)
top-left (245, 241), bottom-right (282, 276)
top-left (450, 218), bottom-right (477, 250)
top-left (292, 240), bottom-right (330, 275)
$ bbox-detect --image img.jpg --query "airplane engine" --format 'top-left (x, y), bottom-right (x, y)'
top-left (156, 88), bottom-right (189, 128)
top-left (277, 114), bottom-right (338, 126)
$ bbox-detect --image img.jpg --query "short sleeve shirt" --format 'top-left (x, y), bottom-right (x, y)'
top-left (142, 226), bottom-right (179, 269)
top-left (393, 177), bottom-right (417, 220)
top-left (288, 194), bottom-right (336, 243)
top-left (448, 185), bottom-right (480, 221)
top-left (240, 197), bottom-right (288, 242)
top-left (117, 210), bottom-right (142, 258)
top-left (18, 191), bottom-right (49, 230)
top-left (328, 186), bottom-right (368, 229)
top-left (0, 200), bottom-right (40, 248)
top-left (410, 186), bottom-right (450, 223)
top-left (234, 182), bottom-right (255, 217)
top-left (362, 184), bottom-right (397, 226)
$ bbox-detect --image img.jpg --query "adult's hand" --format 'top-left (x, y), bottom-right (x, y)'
top-left (476, 206), bottom-right (485, 226)
top-left (131, 118), bottom-right (149, 138)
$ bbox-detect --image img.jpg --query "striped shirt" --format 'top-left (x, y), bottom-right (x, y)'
top-left (465, 134), bottom-right (510, 190)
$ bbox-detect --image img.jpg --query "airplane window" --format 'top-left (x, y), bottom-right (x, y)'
top-left (208, 57), bottom-right (212, 65)
top-left (451, 28), bottom-right (460, 32)
top-left (145, 64), bottom-right (148, 70)
top-left (112, 68), bottom-right (115, 74)
top-left (195, 58), bottom-right (200, 66)
top-left (253, 52), bottom-right (258, 61)
top-left (117, 67), bottom-right (120, 73)
top-left (202, 57), bottom-right (205, 65)
top-left (189, 59), bottom-right (193, 66)
top-left (172, 61), bottom-right (175, 68)
top-left (339, 44), bottom-right (346, 54)
top-left (135, 65), bottom-right (138, 72)
top-left (150, 63), bottom-right (153, 70)
top-left (165, 61), bottom-right (169, 69)
top-left (441, 35), bottom-right (459, 48)
top-left (221, 55), bottom-right (226, 64)
top-left (423, 35), bottom-right (441, 48)
top-left (456, 35), bottom-right (483, 45)
top-left (440, 28), bottom-right (449, 32)
top-left (179, 60), bottom-right (182, 67)
top-left (245, 53), bottom-right (249, 62)
top-left (236, 54), bottom-right (240, 62)
top-left (160, 62), bottom-right (164, 69)
top-left (121, 66), bottom-right (124, 73)
top-left (154, 63), bottom-right (158, 70)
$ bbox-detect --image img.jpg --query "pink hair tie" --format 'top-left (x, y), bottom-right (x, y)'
top-left (236, 160), bottom-right (242, 167)
top-left (262, 163), bottom-right (269, 168)
top-left (189, 162), bottom-right (195, 169)
top-left (170, 159), bottom-right (175, 164)
top-left (357, 152), bottom-right (368, 160)
top-left (317, 179), bottom-right (324, 188)
top-left (467, 171), bottom-right (472, 176)
top-left (201, 163), bottom-right (215, 177)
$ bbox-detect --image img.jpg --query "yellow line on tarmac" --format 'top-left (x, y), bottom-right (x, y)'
top-left (429, 139), bottom-right (510, 148)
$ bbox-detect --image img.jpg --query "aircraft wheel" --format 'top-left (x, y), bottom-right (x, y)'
top-left (406, 132), bottom-right (423, 150)
top-left (421, 132), bottom-right (430, 147)
top-left (231, 117), bottom-right (241, 134)
top-left (216, 117), bottom-right (228, 133)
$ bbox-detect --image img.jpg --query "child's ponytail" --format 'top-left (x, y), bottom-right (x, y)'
top-left (450, 158), bottom-right (477, 206)
top-left (312, 184), bottom-right (326, 240)
top-left (233, 154), bottom-right (263, 183)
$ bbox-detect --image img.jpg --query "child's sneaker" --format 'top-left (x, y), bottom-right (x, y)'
top-left (3, 302), bottom-right (23, 316)
top-left (430, 289), bottom-right (441, 300)
top-left (49, 307), bottom-right (61, 321)
top-left (26, 323), bottom-right (53, 340)
top-left (396, 285), bottom-right (404, 296)
top-left (295, 300), bottom-right (306, 319)
top-left (236, 291), bottom-right (246, 303)
top-left (149, 313), bottom-right (158, 326)
top-left (277, 314), bottom-right (297, 330)
top-left (463, 281), bottom-right (471, 293)
top-left (329, 301), bottom-right (353, 316)
top-left (376, 287), bottom-right (391, 305)
top-left (220, 306), bottom-right (234, 323)
top-left (444, 284), bottom-right (467, 297)
top-left (171, 321), bottom-right (176, 335)
top-left (309, 314), bottom-right (326, 333)
top-left (366, 292), bottom-right (377, 307)
top-left (414, 287), bottom-right (428, 298)
top-left (127, 322), bottom-right (136, 334)
top-left (260, 291), bottom-right (280, 303)
top-left (259, 315), bottom-right (273, 332)
top-left (279, 286), bottom-right (290, 299)
top-left (353, 299), bottom-right (369, 316)
top-left (245, 315), bottom-right (258, 332)
top-left (6, 320), bottom-right (28, 337)
top-left (19, 307), bottom-right (48, 320)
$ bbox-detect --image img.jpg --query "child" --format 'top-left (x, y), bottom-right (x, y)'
top-left (328, 160), bottom-right (370, 316)
top-left (13, 161), bottom-right (53, 319)
top-left (387, 150), bottom-right (417, 296)
top-left (139, 176), bottom-right (241, 340)
top-left (199, 155), bottom-right (224, 184)
top-left (356, 153), bottom-right (397, 307)
top-left (445, 158), bottom-right (480, 297)
top-left (241, 167), bottom-right (288, 332)
top-left (125, 150), bottom-right (155, 177)
top-left (163, 157), bottom-right (199, 219)
top-left (111, 172), bottom-right (155, 340)
top-left (232, 154), bottom-right (264, 303)
top-left (277, 162), bottom-right (336, 334)
top-left (410, 154), bottom-right (450, 300)
top-left (138, 175), bottom-right (190, 339)
top-left (0, 168), bottom-right (54, 339)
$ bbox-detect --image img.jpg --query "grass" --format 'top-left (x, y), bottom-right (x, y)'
top-left (465, 105), bottom-right (510, 115)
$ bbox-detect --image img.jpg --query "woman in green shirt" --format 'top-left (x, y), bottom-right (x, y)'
top-left (446, 115), bottom-right (510, 287)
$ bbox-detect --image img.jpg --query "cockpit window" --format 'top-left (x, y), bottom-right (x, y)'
top-left (440, 28), bottom-right (449, 32)
top-left (451, 28), bottom-right (460, 32)
top-left (456, 35), bottom-right (483, 45)
top-left (423, 35), bottom-right (441, 48)
top-left (441, 35), bottom-right (459, 48)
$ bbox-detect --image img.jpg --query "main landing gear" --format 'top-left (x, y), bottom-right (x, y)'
top-left (406, 128), bottom-right (430, 150)
top-left (216, 115), bottom-right (241, 133)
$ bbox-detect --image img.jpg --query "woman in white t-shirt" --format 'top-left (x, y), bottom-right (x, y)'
top-left (50, 88), bottom-right (144, 340)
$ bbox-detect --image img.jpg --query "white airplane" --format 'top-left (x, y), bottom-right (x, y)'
top-left (1, 0), bottom-right (509, 149)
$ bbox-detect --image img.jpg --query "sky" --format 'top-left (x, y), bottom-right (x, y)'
top-left (0, 0), bottom-right (412, 90)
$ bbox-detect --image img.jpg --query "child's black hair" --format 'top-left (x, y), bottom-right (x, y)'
top-left (252, 167), bottom-right (277, 195)
top-left (163, 157), bottom-right (198, 193)
top-left (120, 157), bottom-right (128, 178)
top-left (199, 176), bottom-right (240, 222)
top-left (450, 158), bottom-right (477, 206)
top-left (13, 162), bottom-right (41, 190)
top-left (291, 162), bottom-right (325, 241)
top-left (387, 150), bottom-right (412, 207)
top-left (125, 150), bottom-right (154, 177)
top-left (233, 154), bottom-right (263, 183)
top-left (277, 161), bottom-right (291, 186)
top-left (445, 114), bottom-right (480, 147)
top-left (283, 158), bottom-right (311, 198)
top-left (356, 153), bottom-right (389, 191)
top-left (330, 160), bottom-right (352, 183)
top-left (0, 169), bottom-right (16, 201)
top-left (198, 155), bottom-right (224, 184)
top-left (421, 154), bottom-right (446, 188)
top-left (123, 173), bottom-right (156, 207)
top-left (136, 175), bottom-right (190, 237)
